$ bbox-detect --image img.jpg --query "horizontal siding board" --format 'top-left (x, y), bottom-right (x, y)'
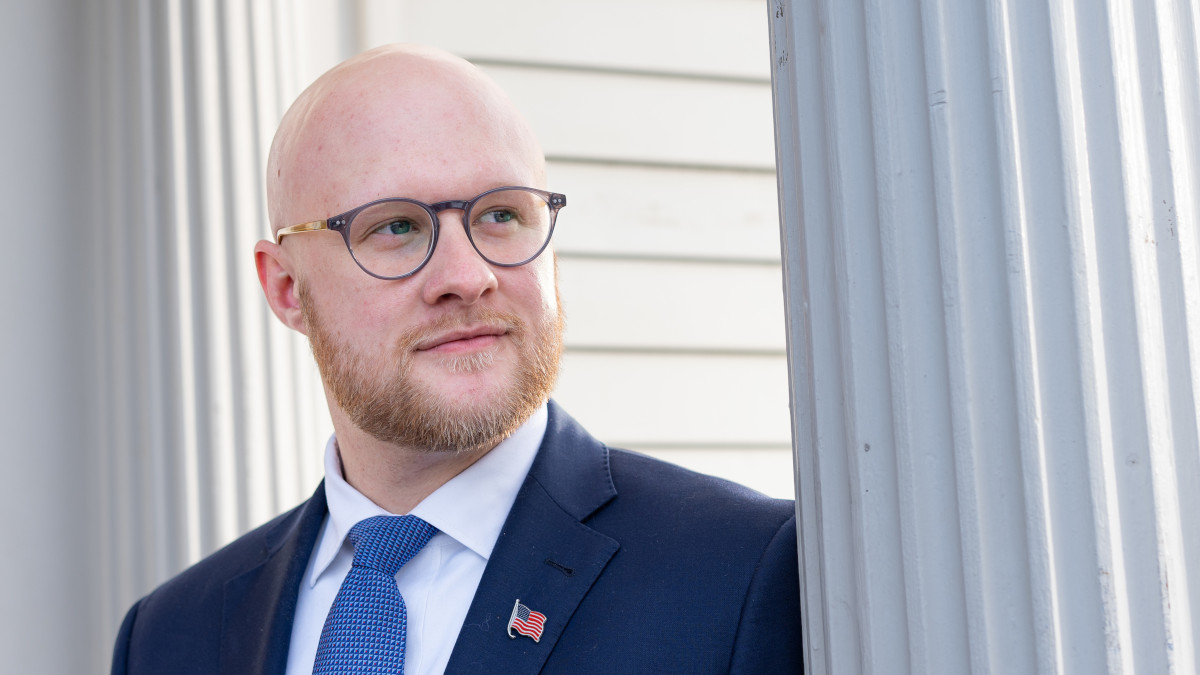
top-left (547, 161), bottom-right (782, 262)
top-left (553, 351), bottom-right (791, 445)
top-left (558, 257), bottom-right (787, 352)
top-left (364, 0), bottom-right (770, 80)
top-left (481, 65), bottom-right (777, 170)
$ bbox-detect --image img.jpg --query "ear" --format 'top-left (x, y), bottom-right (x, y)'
top-left (254, 239), bottom-right (308, 335)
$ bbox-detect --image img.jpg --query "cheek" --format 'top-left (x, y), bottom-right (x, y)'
top-left (302, 261), bottom-right (398, 339)
top-left (527, 256), bottom-right (559, 315)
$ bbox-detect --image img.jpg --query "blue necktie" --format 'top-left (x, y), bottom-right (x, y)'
top-left (313, 515), bottom-right (437, 675)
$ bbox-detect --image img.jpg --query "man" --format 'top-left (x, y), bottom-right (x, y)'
top-left (112, 44), bottom-right (801, 674)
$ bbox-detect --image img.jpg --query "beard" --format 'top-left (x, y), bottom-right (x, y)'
top-left (299, 282), bottom-right (564, 454)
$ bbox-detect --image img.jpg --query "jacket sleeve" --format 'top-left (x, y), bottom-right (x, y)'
top-left (111, 600), bottom-right (140, 675)
top-left (729, 514), bottom-right (804, 673)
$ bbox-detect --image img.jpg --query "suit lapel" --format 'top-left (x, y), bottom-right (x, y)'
top-left (219, 483), bottom-right (328, 675)
top-left (446, 402), bottom-right (619, 674)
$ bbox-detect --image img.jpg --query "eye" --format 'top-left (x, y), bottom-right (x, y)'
top-left (376, 218), bottom-right (418, 235)
top-left (477, 208), bottom-right (518, 224)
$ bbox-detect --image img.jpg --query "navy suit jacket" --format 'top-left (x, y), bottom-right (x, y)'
top-left (112, 402), bottom-right (802, 673)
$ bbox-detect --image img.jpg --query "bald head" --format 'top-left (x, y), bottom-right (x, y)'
top-left (266, 44), bottom-right (546, 234)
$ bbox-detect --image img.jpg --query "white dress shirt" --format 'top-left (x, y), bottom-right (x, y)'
top-left (285, 405), bottom-right (547, 675)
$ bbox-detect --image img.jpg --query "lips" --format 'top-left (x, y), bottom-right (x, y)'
top-left (414, 325), bottom-right (507, 353)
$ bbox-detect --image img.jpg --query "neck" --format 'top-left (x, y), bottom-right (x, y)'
top-left (329, 413), bottom-right (496, 515)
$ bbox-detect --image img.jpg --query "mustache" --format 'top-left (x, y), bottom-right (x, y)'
top-left (394, 307), bottom-right (527, 354)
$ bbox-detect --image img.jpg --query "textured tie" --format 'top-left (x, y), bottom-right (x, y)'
top-left (313, 515), bottom-right (438, 675)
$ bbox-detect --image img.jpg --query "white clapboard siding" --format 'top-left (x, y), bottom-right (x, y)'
top-left (553, 352), bottom-right (791, 446)
top-left (557, 257), bottom-right (786, 352)
top-left (359, 0), bottom-right (770, 80)
top-left (397, 3), bottom-right (792, 502)
top-left (481, 65), bottom-right (777, 170)
top-left (547, 161), bottom-right (781, 262)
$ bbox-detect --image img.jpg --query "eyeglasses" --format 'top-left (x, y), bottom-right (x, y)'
top-left (275, 186), bottom-right (566, 280)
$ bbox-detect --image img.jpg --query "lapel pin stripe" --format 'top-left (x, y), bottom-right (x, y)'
top-left (507, 599), bottom-right (547, 642)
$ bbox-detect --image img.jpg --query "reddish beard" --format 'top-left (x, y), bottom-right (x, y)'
top-left (299, 282), bottom-right (564, 453)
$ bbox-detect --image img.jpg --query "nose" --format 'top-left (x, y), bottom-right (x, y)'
top-left (417, 211), bottom-right (498, 306)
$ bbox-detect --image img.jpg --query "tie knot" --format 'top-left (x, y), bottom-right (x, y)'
top-left (347, 515), bottom-right (437, 576)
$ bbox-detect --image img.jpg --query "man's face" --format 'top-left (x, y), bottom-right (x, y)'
top-left (273, 53), bottom-right (563, 453)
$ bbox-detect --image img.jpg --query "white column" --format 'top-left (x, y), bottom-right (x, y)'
top-left (82, 0), bottom-right (345, 666)
top-left (0, 2), bottom-right (92, 672)
top-left (769, 0), bottom-right (1200, 672)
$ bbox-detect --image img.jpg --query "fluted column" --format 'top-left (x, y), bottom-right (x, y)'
top-left (769, 0), bottom-right (1200, 672)
top-left (84, 0), bottom-right (341, 664)
top-left (0, 2), bottom-right (92, 673)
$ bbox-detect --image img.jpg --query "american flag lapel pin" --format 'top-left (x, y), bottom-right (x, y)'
top-left (507, 599), bottom-right (547, 642)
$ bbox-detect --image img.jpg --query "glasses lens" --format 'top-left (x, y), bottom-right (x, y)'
top-left (347, 200), bottom-right (435, 278)
top-left (467, 188), bottom-right (554, 265)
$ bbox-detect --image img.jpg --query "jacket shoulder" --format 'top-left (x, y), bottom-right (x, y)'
top-left (605, 446), bottom-right (795, 529)
top-left (536, 441), bottom-right (802, 673)
top-left (112, 488), bottom-right (325, 674)
top-left (145, 498), bottom-right (310, 605)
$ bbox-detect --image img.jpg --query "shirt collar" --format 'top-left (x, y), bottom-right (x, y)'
top-left (308, 404), bottom-right (547, 587)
